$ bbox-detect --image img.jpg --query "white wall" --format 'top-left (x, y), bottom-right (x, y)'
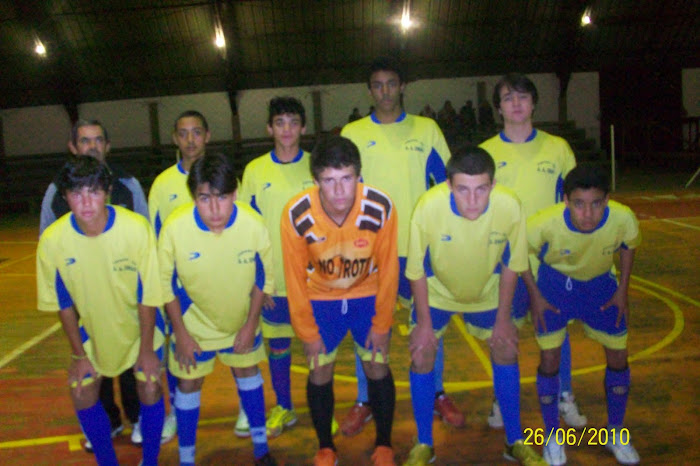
top-left (0, 71), bottom-right (615, 156)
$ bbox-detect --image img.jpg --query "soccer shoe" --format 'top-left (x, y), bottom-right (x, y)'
top-left (313, 447), bottom-right (339, 466)
top-left (371, 445), bottom-right (396, 466)
top-left (131, 421), bottom-right (142, 444)
top-left (433, 393), bottom-right (465, 427)
top-left (161, 411), bottom-right (177, 444)
top-left (234, 409), bottom-right (250, 438)
top-left (340, 402), bottom-right (373, 436)
top-left (604, 427), bottom-right (640, 465)
top-left (84, 423), bottom-right (124, 453)
top-left (504, 440), bottom-right (548, 465)
top-left (254, 452), bottom-right (278, 466)
top-left (543, 441), bottom-right (566, 466)
top-left (331, 416), bottom-right (339, 436)
top-left (558, 392), bottom-right (587, 428)
top-left (266, 405), bottom-right (298, 438)
top-left (487, 399), bottom-right (504, 428)
top-left (402, 443), bottom-right (435, 466)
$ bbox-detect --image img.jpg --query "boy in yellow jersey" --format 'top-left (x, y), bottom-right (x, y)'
top-left (148, 110), bottom-right (211, 435)
top-left (523, 165), bottom-right (641, 466)
top-left (36, 156), bottom-right (165, 466)
top-left (281, 136), bottom-right (398, 466)
top-left (237, 97), bottom-right (315, 438)
top-left (480, 73), bottom-right (583, 431)
top-left (158, 153), bottom-right (276, 466)
top-left (341, 56), bottom-right (456, 434)
top-left (404, 146), bottom-right (546, 466)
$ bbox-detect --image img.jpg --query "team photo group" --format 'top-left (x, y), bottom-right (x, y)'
top-left (36, 56), bottom-right (641, 466)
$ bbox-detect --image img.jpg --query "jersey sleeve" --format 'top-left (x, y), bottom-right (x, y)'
top-left (157, 220), bottom-right (178, 304)
top-left (137, 218), bottom-right (163, 307)
top-left (405, 198), bottom-right (428, 280)
top-left (148, 179), bottom-right (164, 236)
top-left (425, 122), bottom-right (451, 185)
top-left (36, 237), bottom-right (60, 311)
top-left (254, 217), bottom-right (275, 294)
top-left (526, 210), bottom-right (548, 259)
top-left (371, 197), bottom-right (399, 335)
top-left (280, 201), bottom-right (318, 343)
top-left (238, 164), bottom-right (255, 207)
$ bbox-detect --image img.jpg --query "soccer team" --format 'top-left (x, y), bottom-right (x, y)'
top-left (36, 57), bottom-right (641, 466)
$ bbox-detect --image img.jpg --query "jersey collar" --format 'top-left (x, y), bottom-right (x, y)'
top-left (176, 160), bottom-right (189, 174)
top-left (564, 206), bottom-right (610, 233)
top-left (499, 128), bottom-right (537, 143)
top-left (70, 205), bottom-right (116, 235)
top-left (271, 148), bottom-right (304, 164)
top-left (194, 204), bottom-right (238, 232)
top-left (449, 192), bottom-right (490, 217)
top-left (370, 111), bottom-right (407, 124)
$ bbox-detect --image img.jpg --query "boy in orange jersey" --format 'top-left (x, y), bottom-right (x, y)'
top-left (281, 135), bottom-right (398, 466)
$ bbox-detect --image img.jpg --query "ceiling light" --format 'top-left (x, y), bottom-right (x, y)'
top-left (214, 27), bottom-right (226, 49)
top-left (35, 41), bottom-right (46, 56)
top-left (400, 7), bottom-right (413, 32)
top-left (581, 9), bottom-right (592, 27)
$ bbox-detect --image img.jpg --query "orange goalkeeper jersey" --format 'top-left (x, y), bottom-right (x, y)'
top-left (281, 182), bottom-right (398, 343)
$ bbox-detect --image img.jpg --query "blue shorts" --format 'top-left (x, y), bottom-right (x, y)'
top-left (262, 296), bottom-right (294, 339)
top-left (536, 265), bottom-right (627, 350)
top-left (311, 296), bottom-right (388, 367)
top-left (409, 305), bottom-right (498, 341)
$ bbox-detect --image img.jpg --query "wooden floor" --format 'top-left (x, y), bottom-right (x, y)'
top-left (1, 170), bottom-right (699, 465)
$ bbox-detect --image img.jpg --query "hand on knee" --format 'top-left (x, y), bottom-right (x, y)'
top-left (490, 340), bottom-right (517, 365)
top-left (411, 346), bottom-right (436, 374)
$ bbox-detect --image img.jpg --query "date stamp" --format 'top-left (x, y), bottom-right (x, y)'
top-left (524, 427), bottom-right (630, 446)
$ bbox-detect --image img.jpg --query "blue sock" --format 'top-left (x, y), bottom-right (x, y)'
top-left (559, 333), bottom-right (573, 394)
top-left (77, 401), bottom-right (118, 466)
top-left (355, 350), bottom-right (369, 403)
top-left (536, 371), bottom-right (560, 435)
top-left (140, 398), bottom-right (165, 466)
top-left (236, 372), bottom-right (269, 459)
top-left (493, 362), bottom-right (522, 445)
top-left (269, 337), bottom-right (293, 410)
top-left (434, 338), bottom-right (445, 394)
top-left (410, 370), bottom-right (435, 446)
top-left (175, 388), bottom-right (200, 466)
top-left (605, 366), bottom-right (630, 427)
top-left (167, 368), bottom-right (178, 408)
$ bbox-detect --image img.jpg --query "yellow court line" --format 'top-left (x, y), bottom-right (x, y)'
top-left (451, 314), bottom-right (493, 378)
top-left (0, 322), bottom-right (62, 369)
top-left (660, 218), bottom-right (700, 231)
top-left (0, 252), bottom-right (35, 270)
top-left (631, 275), bottom-right (700, 308)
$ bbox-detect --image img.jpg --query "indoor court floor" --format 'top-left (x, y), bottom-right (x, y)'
top-left (1, 169), bottom-right (699, 465)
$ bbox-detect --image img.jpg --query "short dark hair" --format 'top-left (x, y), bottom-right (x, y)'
top-left (268, 96), bottom-right (306, 127)
top-left (446, 145), bottom-right (495, 182)
top-left (563, 164), bottom-right (611, 197)
top-left (187, 152), bottom-right (237, 197)
top-left (493, 73), bottom-right (539, 110)
top-left (310, 135), bottom-right (361, 181)
top-left (174, 110), bottom-right (209, 132)
top-left (71, 119), bottom-right (109, 145)
top-left (56, 155), bottom-right (113, 195)
top-left (367, 56), bottom-right (406, 88)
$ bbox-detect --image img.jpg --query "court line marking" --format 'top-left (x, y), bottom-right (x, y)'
top-left (0, 252), bottom-right (35, 270)
top-left (0, 322), bottom-right (61, 369)
top-left (660, 218), bottom-right (700, 231)
top-left (451, 315), bottom-right (493, 378)
top-left (0, 277), bottom-right (692, 452)
top-left (631, 275), bottom-right (700, 308)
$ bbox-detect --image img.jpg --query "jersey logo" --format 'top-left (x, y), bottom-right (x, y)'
top-left (189, 252), bottom-right (201, 260)
top-left (367, 141), bottom-right (377, 148)
top-left (403, 139), bottom-right (425, 153)
top-left (169, 194), bottom-right (178, 201)
top-left (497, 161), bottom-right (507, 168)
top-left (262, 182), bottom-right (272, 190)
top-left (441, 234), bottom-right (452, 241)
top-left (354, 238), bottom-right (369, 248)
top-left (238, 250), bottom-right (256, 264)
top-left (537, 161), bottom-right (556, 175)
top-left (488, 231), bottom-right (507, 245)
top-left (559, 249), bottom-right (571, 256)
top-left (65, 258), bottom-right (76, 265)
